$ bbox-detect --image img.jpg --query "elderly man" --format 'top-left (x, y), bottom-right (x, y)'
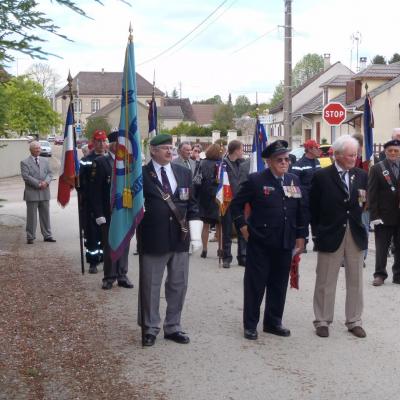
top-left (231, 140), bottom-right (306, 340)
top-left (20, 141), bottom-right (56, 244)
top-left (137, 133), bottom-right (198, 346)
top-left (172, 141), bottom-right (196, 175)
top-left (378, 127), bottom-right (400, 161)
top-left (369, 139), bottom-right (400, 286)
top-left (310, 135), bottom-right (368, 338)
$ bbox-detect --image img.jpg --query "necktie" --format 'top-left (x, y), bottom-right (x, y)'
top-left (35, 157), bottom-right (39, 166)
top-left (340, 171), bottom-right (349, 196)
top-left (160, 166), bottom-right (172, 195)
top-left (392, 163), bottom-right (399, 179)
top-left (184, 159), bottom-right (191, 169)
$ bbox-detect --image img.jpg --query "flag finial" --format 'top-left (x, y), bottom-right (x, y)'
top-left (128, 22), bottom-right (133, 42)
top-left (67, 71), bottom-right (73, 102)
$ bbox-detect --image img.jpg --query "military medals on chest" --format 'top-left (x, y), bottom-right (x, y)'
top-left (283, 180), bottom-right (302, 198)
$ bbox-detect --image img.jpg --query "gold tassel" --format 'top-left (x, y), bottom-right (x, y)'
top-left (122, 188), bottom-right (133, 208)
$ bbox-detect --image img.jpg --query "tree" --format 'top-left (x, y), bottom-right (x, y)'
top-left (167, 122), bottom-right (212, 137)
top-left (269, 81), bottom-right (284, 108)
top-left (193, 95), bottom-right (223, 105)
top-left (234, 95), bottom-right (251, 117)
top-left (292, 53), bottom-right (324, 88)
top-left (0, 1), bottom-right (128, 64)
top-left (2, 76), bottom-right (61, 136)
top-left (171, 88), bottom-right (179, 99)
top-left (389, 53), bottom-right (400, 64)
top-left (84, 117), bottom-right (111, 140)
top-left (212, 103), bottom-right (234, 134)
top-left (371, 55), bottom-right (386, 64)
top-left (25, 63), bottom-right (61, 98)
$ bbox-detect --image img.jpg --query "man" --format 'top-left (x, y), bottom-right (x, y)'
top-left (79, 130), bottom-right (107, 274)
top-left (137, 133), bottom-right (198, 347)
top-left (21, 141), bottom-right (56, 244)
top-left (90, 131), bottom-right (133, 290)
top-left (230, 140), bottom-right (306, 340)
top-left (368, 139), bottom-right (400, 286)
top-left (221, 140), bottom-right (246, 268)
top-left (172, 141), bottom-right (196, 175)
top-left (291, 140), bottom-right (321, 251)
top-left (310, 135), bottom-right (368, 339)
top-left (378, 127), bottom-right (400, 161)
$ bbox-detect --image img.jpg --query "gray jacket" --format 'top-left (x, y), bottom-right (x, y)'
top-left (172, 156), bottom-right (196, 176)
top-left (21, 156), bottom-right (53, 201)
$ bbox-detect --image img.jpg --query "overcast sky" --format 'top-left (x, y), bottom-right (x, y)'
top-left (6, 0), bottom-right (399, 104)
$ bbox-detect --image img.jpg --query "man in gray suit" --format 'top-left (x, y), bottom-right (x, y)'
top-left (172, 141), bottom-right (196, 175)
top-left (20, 141), bottom-right (55, 244)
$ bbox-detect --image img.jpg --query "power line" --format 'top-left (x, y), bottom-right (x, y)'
top-left (230, 26), bottom-right (278, 55)
top-left (138, 0), bottom-right (230, 66)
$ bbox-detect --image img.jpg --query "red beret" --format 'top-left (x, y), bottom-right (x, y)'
top-left (303, 139), bottom-right (320, 150)
top-left (93, 130), bottom-right (107, 141)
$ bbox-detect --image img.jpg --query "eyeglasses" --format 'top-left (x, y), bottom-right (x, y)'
top-left (386, 148), bottom-right (400, 153)
top-left (274, 157), bottom-right (290, 163)
top-left (157, 145), bottom-right (173, 151)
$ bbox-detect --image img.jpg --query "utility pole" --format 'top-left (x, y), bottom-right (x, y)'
top-left (283, 0), bottom-right (292, 146)
top-left (179, 81), bottom-right (182, 99)
top-left (351, 31), bottom-right (362, 71)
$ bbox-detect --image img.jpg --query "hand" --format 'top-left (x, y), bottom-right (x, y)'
top-left (95, 217), bottom-right (106, 225)
top-left (370, 219), bottom-right (383, 228)
top-left (240, 225), bottom-right (249, 242)
top-left (293, 238), bottom-right (305, 256)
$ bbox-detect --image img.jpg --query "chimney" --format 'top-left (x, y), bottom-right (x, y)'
top-left (359, 57), bottom-right (367, 70)
top-left (323, 53), bottom-right (331, 70)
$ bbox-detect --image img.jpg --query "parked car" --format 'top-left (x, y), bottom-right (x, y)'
top-left (39, 140), bottom-right (52, 157)
top-left (289, 143), bottom-right (332, 167)
top-left (54, 136), bottom-right (64, 145)
top-left (47, 135), bottom-right (56, 142)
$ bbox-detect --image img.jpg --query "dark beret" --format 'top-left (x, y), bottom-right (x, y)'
top-left (150, 133), bottom-right (173, 146)
top-left (261, 140), bottom-right (291, 159)
top-left (384, 139), bottom-right (400, 148)
top-left (107, 130), bottom-right (119, 143)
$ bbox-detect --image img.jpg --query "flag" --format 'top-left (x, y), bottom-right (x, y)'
top-left (362, 93), bottom-right (374, 170)
top-left (249, 118), bottom-right (268, 173)
top-left (108, 33), bottom-right (144, 262)
top-left (148, 93), bottom-right (157, 138)
top-left (216, 162), bottom-right (232, 216)
top-left (57, 103), bottom-right (79, 207)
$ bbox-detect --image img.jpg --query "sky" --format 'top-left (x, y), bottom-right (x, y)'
top-left (5, 0), bottom-right (400, 104)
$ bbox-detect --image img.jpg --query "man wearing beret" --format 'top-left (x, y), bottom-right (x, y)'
top-left (137, 133), bottom-right (199, 346)
top-left (368, 139), bottom-right (400, 286)
top-left (90, 131), bottom-right (134, 290)
top-left (79, 130), bottom-right (107, 274)
top-left (230, 140), bottom-right (306, 340)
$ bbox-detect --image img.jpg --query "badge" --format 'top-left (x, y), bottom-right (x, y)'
top-left (179, 187), bottom-right (189, 201)
top-left (263, 186), bottom-right (275, 196)
top-left (358, 189), bottom-right (366, 207)
top-left (283, 180), bottom-right (302, 198)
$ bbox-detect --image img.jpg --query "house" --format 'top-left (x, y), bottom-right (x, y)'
top-left (55, 70), bottom-right (163, 138)
top-left (158, 106), bottom-right (185, 130)
top-left (191, 104), bottom-right (221, 127)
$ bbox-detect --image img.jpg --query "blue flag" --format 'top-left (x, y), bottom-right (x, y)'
top-left (109, 36), bottom-right (144, 262)
top-left (148, 94), bottom-right (157, 138)
top-left (249, 118), bottom-right (268, 173)
top-left (363, 94), bottom-right (374, 169)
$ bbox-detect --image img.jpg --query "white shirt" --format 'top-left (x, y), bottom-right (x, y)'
top-left (31, 155), bottom-right (39, 165)
top-left (335, 161), bottom-right (349, 188)
top-left (151, 160), bottom-right (177, 194)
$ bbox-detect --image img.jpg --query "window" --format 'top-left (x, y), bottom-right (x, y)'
top-left (91, 99), bottom-right (100, 113)
top-left (74, 99), bottom-right (82, 113)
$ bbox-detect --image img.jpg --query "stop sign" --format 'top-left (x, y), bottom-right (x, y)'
top-left (323, 102), bottom-right (347, 126)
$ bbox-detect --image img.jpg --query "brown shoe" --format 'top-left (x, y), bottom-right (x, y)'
top-left (372, 276), bottom-right (384, 286)
top-left (349, 326), bottom-right (366, 338)
top-left (316, 326), bottom-right (329, 337)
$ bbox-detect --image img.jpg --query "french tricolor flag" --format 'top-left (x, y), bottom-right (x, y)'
top-left (216, 162), bottom-right (232, 216)
top-left (57, 103), bottom-right (79, 207)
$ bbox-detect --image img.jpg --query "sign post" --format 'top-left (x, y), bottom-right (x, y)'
top-left (322, 102), bottom-right (347, 126)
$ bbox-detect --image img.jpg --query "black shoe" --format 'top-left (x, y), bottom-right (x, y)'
top-left (143, 334), bottom-right (156, 347)
top-left (302, 248), bottom-right (308, 254)
top-left (117, 280), bottom-right (134, 289)
top-left (263, 325), bottom-right (291, 337)
top-left (393, 279), bottom-right (400, 284)
top-left (102, 281), bottom-right (113, 290)
top-left (200, 250), bottom-right (207, 258)
top-left (44, 237), bottom-right (56, 242)
top-left (89, 264), bottom-right (98, 274)
top-left (244, 328), bottom-right (258, 340)
top-left (27, 239), bottom-right (34, 244)
top-left (222, 261), bottom-right (230, 268)
top-left (164, 331), bottom-right (190, 344)
top-left (237, 258), bottom-right (246, 267)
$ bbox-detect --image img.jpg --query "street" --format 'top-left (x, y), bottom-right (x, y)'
top-left (0, 145), bottom-right (399, 400)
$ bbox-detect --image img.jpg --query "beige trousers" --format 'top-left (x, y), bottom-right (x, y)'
top-left (313, 225), bottom-right (364, 330)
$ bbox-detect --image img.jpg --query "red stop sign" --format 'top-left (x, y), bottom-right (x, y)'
top-left (323, 102), bottom-right (347, 126)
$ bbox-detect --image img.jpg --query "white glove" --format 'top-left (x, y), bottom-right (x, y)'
top-left (189, 220), bottom-right (203, 253)
top-left (96, 216), bottom-right (106, 226)
top-left (370, 219), bottom-right (383, 228)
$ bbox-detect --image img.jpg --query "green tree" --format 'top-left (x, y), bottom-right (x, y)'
top-left (212, 103), bottom-right (234, 135)
top-left (193, 95), bottom-right (223, 105)
top-left (269, 81), bottom-right (284, 109)
top-left (389, 53), bottom-right (400, 64)
top-left (167, 122), bottom-right (212, 137)
top-left (3, 76), bottom-right (60, 136)
top-left (371, 55), bottom-right (386, 64)
top-left (293, 53), bottom-right (324, 88)
top-left (171, 88), bottom-right (179, 99)
top-left (234, 95), bottom-right (251, 117)
top-left (84, 117), bottom-right (111, 140)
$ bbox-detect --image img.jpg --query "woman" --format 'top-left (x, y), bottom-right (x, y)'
top-left (197, 143), bottom-right (224, 258)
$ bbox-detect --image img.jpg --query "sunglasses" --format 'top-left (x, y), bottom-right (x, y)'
top-left (274, 157), bottom-right (290, 163)
top-left (157, 145), bottom-right (174, 151)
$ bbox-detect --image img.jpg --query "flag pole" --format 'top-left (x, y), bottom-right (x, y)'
top-left (67, 72), bottom-right (85, 275)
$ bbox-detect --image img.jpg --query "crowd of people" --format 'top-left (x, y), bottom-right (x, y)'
top-left (20, 127), bottom-right (400, 345)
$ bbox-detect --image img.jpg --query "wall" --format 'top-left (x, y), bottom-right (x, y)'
top-left (0, 139), bottom-right (30, 178)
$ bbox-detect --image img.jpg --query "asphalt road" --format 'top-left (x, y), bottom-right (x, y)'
top-left (1, 145), bottom-right (400, 400)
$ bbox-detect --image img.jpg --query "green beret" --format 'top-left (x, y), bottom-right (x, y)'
top-left (150, 133), bottom-right (173, 146)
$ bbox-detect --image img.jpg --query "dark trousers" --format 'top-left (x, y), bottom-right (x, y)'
top-left (243, 241), bottom-right (292, 330)
top-left (84, 213), bottom-right (103, 265)
top-left (374, 225), bottom-right (400, 281)
top-left (221, 207), bottom-right (247, 263)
